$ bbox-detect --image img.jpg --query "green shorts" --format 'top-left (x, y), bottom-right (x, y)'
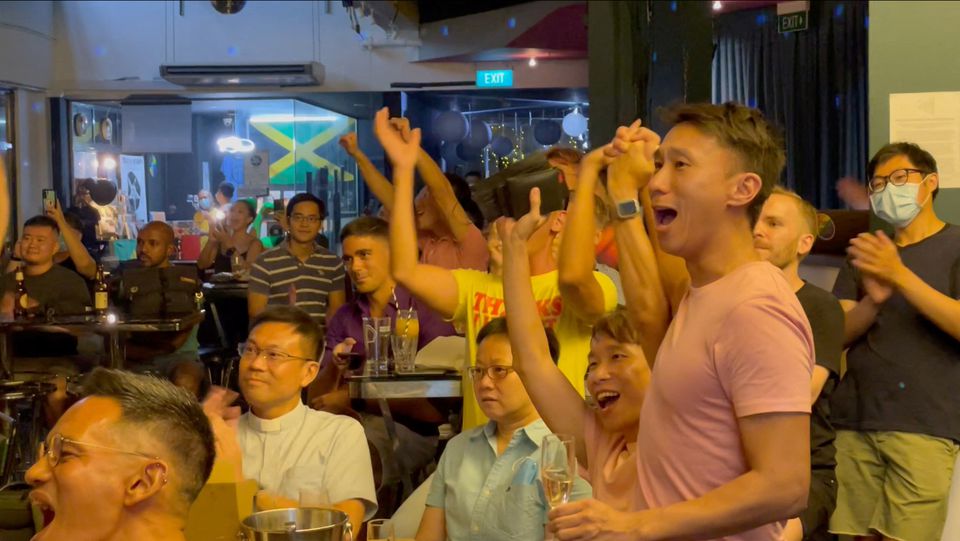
top-left (830, 430), bottom-right (959, 541)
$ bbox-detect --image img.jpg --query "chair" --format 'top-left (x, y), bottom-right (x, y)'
top-left (197, 347), bottom-right (238, 388)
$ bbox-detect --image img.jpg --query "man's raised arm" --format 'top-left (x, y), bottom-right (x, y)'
top-left (374, 109), bottom-right (460, 319)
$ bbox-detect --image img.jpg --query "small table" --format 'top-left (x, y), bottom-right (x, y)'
top-left (346, 371), bottom-right (461, 493)
top-left (346, 371), bottom-right (462, 400)
top-left (0, 312), bottom-right (205, 376)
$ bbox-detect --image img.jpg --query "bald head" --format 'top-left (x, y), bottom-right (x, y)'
top-left (137, 222), bottom-right (175, 268)
top-left (142, 221), bottom-right (175, 243)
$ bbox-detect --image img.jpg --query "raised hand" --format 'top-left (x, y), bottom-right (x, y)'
top-left (44, 199), bottom-right (66, 228)
top-left (338, 132), bottom-right (360, 157)
top-left (848, 231), bottom-right (907, 287)
top-left (579, 145), bottom-right (616, 175)
top-left (373, 107), bottom-right (420, 170)
top-left (862, 274), bottom-right (894, 305)
top-left (202, 386), bottom-right (242, 427)
top-left (497, 187), bottom-right (547, 245)
top-left (389, 117), bottom-right (412, 142)
top-left (210, 221), bottom-right (231, 245)
top-left (606, 120), bottom-right (661, 200)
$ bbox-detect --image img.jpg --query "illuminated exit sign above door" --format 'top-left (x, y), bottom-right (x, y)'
top-left (476, 70), bottom-right (514, 88)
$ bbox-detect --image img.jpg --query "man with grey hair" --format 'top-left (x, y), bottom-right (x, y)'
top-left (26, 368), bottom-right (215, 541)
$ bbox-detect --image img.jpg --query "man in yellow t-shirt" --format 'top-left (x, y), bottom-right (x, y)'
top-left (372, 108), bottom-right (617, 429)
top-left (450, 268), bottom-right (615, 399)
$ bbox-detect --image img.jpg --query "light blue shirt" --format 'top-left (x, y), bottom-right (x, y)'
top-left (426, 419), bottom-right (592, 540)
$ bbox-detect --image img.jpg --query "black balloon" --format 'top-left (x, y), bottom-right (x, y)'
top-left (464, 119), bottom-right (492, 149)
top-left (89, 179), bottom-right (118, 206)
top-left (534, 120), bottom-right (562, 146)
top-left (490, 136), bottom-right (513, 156)
top-left (456, 142), bottom-right (473, 161)
top-left (435, 111), bottom-right (469, 142)
top-left (441, 141), bottom-right (461, 165)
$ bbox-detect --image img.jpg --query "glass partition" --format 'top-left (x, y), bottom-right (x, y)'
top-left (0, 90), bottom-right (13, 244)
top-left (67, 98), bottom-right (358, 254)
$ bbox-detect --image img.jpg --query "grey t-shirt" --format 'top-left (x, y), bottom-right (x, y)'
top-left (3, 264), bottom-right (91, 356)
top-left (3, 264), bottom-right (91, 316)
top-left (832, 223), bottom-right (960, 441)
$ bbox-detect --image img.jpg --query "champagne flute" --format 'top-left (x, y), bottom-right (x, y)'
top-left (541, 434), bottom-right (576, 509)
top-left (367, 518), bottom-right (395, 541)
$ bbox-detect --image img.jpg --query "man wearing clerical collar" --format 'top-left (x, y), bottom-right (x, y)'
top-left (234, 306), bottom-right (377, 528)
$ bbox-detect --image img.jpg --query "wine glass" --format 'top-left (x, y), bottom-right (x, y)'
top-left (367, 518), bottom-right (395, 541)
top-left (541, 434), bottom-right (576, 509)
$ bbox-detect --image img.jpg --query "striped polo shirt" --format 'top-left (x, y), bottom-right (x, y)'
top-left (249, 241), bottom-right (345, 329)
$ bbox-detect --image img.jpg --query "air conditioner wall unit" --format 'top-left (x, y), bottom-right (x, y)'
top-left (159, 62), bottom-right (324, 87)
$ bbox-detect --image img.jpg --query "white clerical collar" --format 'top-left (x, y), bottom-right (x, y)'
top-left (246, 400), bottom-right (307, 433)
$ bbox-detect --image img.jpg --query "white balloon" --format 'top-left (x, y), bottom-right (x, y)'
top-left (562, 111), bottom-right (588, 137)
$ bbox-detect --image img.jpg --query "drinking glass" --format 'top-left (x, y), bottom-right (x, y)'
top-left (392, 309), bottom-right (419, 373)
top-left (541, 434), bottom-right (577, 509)
top-left (367, 518), bottom-right (395, 541)
top-left (230, 251), bottom-right (244, 274)
top-left (362, 316), bottom-right (392, 375)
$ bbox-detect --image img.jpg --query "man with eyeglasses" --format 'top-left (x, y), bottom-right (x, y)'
top-left (26, 368), bottom-right (215, 541)
top-left (829, 142), bottom-right (960, 541)
top-left (416, 317), bottom-right (591, 541)
top-left (228, 306), bottom-right (376, 529)
top-left (248, 193), bottom-right (346, 332)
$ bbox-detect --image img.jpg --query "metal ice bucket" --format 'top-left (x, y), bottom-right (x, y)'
top-left (238, 507), bottom-right (353, 541)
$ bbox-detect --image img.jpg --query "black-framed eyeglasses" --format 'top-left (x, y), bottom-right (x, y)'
top-left (868, 168), bottom-right (930, 193)
top-left (467, 365), bottom-right (515, 381)
top-left (38, 433), bottom-right (158, 467)
top-left (237, 342), bottom-right (315, 365)
top-left (289, 214), bottom-right (321, 224)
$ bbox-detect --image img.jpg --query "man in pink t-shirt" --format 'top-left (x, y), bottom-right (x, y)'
top-left (548, 103), bottom-right (814, 541)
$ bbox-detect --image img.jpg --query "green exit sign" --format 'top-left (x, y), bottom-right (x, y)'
top-left (476, 70), bottom-right (514, 88)
top-left (778, 11), bottom-right (808, 33)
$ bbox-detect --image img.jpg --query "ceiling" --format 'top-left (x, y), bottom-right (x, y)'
top-left (407, 88), bottom-right (588, 116)
top-left (416, 0), bottom-right (531, 23)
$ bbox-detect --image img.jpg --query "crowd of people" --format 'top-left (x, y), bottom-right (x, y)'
top-left (2, 98), bottom-right (957, 541)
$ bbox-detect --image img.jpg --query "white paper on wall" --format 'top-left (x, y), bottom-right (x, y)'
top-left (119, 154), bottom-right (148, 223)
top-left (889, 92), bottom-right (960, 189)
top-left (240, 151), bottom-right (270, 197)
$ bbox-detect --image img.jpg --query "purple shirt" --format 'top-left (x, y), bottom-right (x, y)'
top-left (323, 284), bottom-right (456, 368)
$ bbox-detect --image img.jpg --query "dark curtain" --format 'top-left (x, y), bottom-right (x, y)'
top-left (713, 1), bottom-right (868, 209)
top-left (588, 1), bottom-right (650, 149)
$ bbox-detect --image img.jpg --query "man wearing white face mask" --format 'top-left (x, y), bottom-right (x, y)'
top-left (830, 142), bottom-right (960, 541)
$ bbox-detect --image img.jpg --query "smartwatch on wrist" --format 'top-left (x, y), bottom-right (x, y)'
top-left (615, 198), bottom-right (642, 220)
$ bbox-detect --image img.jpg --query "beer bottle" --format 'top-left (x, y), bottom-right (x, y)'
top-left (94, 264), bottom-right (109, 316)
top-left (13, 266), bottom-right (28, 319)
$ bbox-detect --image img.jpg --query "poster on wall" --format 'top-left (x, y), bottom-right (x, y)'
top-left (240, 151), bottom-right (270, 197)
top-left (889, 92), bottom-right (960, 189)
top-left (120, 154), bottom-right (148, 223)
